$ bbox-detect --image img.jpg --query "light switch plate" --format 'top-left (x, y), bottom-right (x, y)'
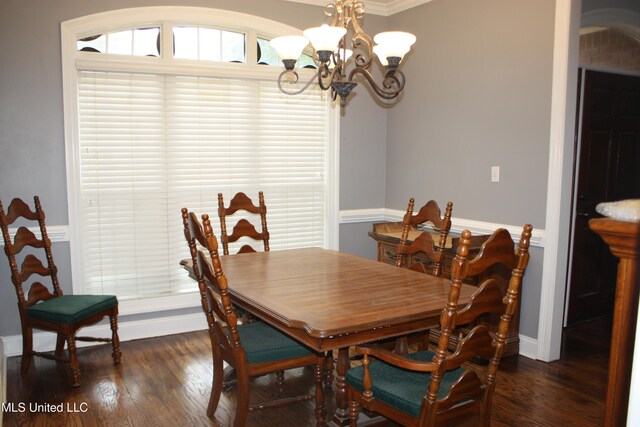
top-left (491, 166), bottom-right (500, 183)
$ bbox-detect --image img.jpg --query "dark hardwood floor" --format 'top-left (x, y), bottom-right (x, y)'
top-left (3, 319), bottom-right (609, 426)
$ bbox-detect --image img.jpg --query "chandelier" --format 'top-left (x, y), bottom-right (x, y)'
top-left (269, 0), bottom-right (416, 107)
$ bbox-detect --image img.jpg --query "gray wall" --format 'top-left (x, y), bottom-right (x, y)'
top-left (339, 222), bottom-right (379, 260)
top-left (0, 0), bottom-right (387, 336)
top-left (386, 0), bottom-right (556, 338)
top-left (387, 0), bottom-right (554, 225)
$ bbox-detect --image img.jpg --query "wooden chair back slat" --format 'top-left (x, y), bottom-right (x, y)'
top-left (3, 198), bottom-right (39, 224)
top-left (19, 254), bottom-right (52, 285)
top-left (397, 231), bottom-right (443, 275)
top-left (430, 370), bottom-right (483, 413)
top-left (218, 192), bottom-right (269, 255)
top-left (26, 282), bottom-right (56, 306)
top-left (442, 325), bottom-right (495, 370)
top-left (225, 192), bottom-right (262, 215)
top-left (227, 219), bottom-right (264, 242)
top-left (397, 231), bottom-right (438, 258)
top-left (455, 278), bottom-right (505, 325)
top-left (409, 200), bottom-right (442, 227)
top-left (237, 244), bottom-right (257, 254)
top-left (465, 228), bottom-right (519, 277)
top-left (12, 227), bottom-right (46, 253)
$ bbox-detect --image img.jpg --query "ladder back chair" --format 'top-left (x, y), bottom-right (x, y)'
top-left (218, 192), bottom-right (269, 256)
top-left (181, 208), bottom-right (326, 427)
top-left (392, 198), bottom-right (453, 353)
top-left (395, 198), bottom-right (453, 277)
top-left (346, 224), bottom-right (532, 426)
top-left (0, 196), bottom-right (121, 387)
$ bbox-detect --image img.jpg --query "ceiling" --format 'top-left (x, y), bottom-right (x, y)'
top-left (280, 0), bottom-right (433, 16)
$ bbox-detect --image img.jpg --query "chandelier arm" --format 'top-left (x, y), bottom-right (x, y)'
top-left (349, 68), bottom-right (406, 100)
top-left (276, 69), bottom-right (321, 96)
top-left (351, 36), bottom-right (373, 69)
top-left (349, 1), bottom-right (374, 70)
top-left (383, 69), bottom-right (406, 91)
top-left (318, 65), bottom-right (339, 91)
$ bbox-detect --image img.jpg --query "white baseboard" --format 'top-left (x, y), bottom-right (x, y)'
top-left (518, 334), bottom-right (538, 360)
top-left (2, 312), bottom-right (207, 358)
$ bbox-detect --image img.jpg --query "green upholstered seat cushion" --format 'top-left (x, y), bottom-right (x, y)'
top-left (237, 321), bottom-right (313, 364)
top-left (26, 295), bottom-right (118, 325)
top-left (345, 350), bottom-right (465, 418)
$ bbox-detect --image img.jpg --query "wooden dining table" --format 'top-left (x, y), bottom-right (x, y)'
top-left (181, 247), bottom-right (477, 426)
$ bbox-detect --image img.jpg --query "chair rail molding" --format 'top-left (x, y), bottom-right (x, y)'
top-left (0, 225), bottom-right (69, 246)
top-left (339, 208), bottom-right (545, 248)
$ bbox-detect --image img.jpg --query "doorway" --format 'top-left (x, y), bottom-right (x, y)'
top-left (565, 69), bottom-right (640, 327)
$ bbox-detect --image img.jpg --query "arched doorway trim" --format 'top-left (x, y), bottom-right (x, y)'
top-left (582, 8), bottom-right (640, 40)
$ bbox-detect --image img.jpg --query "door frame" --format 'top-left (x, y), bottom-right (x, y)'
top-left (563, 67), bottom-right (640, 327)
top-left (537, 2), bottom-right (640, 362)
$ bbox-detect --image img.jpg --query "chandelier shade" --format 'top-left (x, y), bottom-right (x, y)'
top-left (270, 35), bottom-right (309, 62)
top-left (303, 25), bottom-right (347, 53)
top-left (373, 31), bottom-right (416, 61)
top-left (372, 44), bottom-right (390, 67)
top-left (270, 0), bottom-right (416, 108)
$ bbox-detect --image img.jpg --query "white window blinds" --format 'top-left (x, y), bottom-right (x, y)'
top-left (77, 70), bottom-right (329, 299)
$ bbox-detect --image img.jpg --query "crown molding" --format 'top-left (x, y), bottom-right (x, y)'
top-left (384, 0), bottom-right (434, 16)
top-left (279, 0), bottom-right (433, 17)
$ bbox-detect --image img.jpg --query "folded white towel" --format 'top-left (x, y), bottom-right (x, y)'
top-left (596, 199), bottom-right (640, 222)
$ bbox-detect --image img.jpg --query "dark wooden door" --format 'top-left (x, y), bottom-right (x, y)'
top-left (566, 70), bottom-right (640, 326)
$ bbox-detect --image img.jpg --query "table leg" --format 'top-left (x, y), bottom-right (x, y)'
top-left (394, 336), bottom-right (409, 354)
top-left (331, 347), bottom-right (351, 426)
